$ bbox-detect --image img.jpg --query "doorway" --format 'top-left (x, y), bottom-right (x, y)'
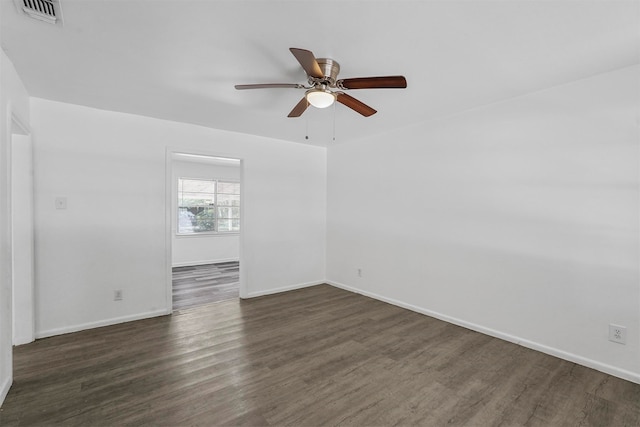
top-left (166, 150), bottom-right (244, 312)
top-left (10, 116), bottom-right (34, 345)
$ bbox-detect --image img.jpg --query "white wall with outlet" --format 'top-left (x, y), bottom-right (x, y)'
top-left (171, 159), bottom-right (240, 267)
top-left (0, 49), bottom-right (31, 405)
top-left (30, 98), bottom-right (326, 338)
top-left (327, 65), bottom-right (640, 382)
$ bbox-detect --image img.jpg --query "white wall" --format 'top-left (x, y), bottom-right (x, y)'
top-left (327, 65), bottom-right (640, 383)
top-left (0, 48), bottom-right (30, 406)
top-left (31, 98), bottom-right (326, 338)
top-left (172, 160), bottom-right (240, 266)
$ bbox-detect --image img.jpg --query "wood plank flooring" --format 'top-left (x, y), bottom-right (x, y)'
top-left (172, 261), bottom-right (239, 310)
top-left (2, 284), bottom-right (639, 426)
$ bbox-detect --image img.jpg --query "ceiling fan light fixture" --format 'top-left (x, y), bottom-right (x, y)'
top-left (306, 89), bottom-right (335, 109)
top-left (236, 47), bottom-right (406, 117)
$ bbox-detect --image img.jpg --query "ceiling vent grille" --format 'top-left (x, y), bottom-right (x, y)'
top-left (21, 0), bottom-right (58, 24)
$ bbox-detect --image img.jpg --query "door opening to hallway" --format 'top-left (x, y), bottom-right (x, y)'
top-left (169, 152), bottom-right (242, 311)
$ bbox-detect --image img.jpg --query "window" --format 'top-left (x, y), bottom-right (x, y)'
top-left (177, 178), bottom-right (240, 234)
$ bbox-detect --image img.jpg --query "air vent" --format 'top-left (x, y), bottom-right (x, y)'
top-left (19, 0), bottom-right (59, 24)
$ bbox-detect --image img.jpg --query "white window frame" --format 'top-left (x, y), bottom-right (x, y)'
top-left (176, 177), bottom-right (240, 236)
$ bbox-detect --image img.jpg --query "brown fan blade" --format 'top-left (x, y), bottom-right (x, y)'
top-left (289, 48), bottom-right (324, 79)
top-left (335, 93), bottom-right (377, 117)
top-left (235, 83), bottom-right (304, 90)
top-left (287, 97), bottom-right (309, 118)
top-left (338, 76), bottom-right (407, 90)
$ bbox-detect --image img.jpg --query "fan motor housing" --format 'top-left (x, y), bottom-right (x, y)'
top-left (315, 58), bottom-right (340, 86)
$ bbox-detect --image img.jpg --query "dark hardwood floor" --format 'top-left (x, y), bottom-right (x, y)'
top-left (2, 284), bottom-right (639, 426)
top-left (172, 261), bottom-right (239, 310)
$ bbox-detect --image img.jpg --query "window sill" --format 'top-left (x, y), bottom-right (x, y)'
top-left (175, 232), bottom-right (240, 239)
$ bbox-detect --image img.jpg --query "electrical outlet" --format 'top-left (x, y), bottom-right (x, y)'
top-left (357, 268), bottom-right (362, 277)
top-left (55, 197), bottom-right (67, 210)
top-left (114, 290), bottom-right (123, 301)
top-left (609, 324), bottom-right (626, 345)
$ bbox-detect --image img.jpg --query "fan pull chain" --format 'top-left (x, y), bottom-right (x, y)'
top-left (332, 101), bottom-right (336, 141)
top-left (305, 117), bottom-right (309, 140)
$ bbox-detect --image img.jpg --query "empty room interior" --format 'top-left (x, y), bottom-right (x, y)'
top-left (1, 1), bottom-right (639, 425)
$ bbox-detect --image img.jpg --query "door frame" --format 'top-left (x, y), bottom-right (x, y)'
top-left (164, 147), bottom-right (246, 313)
top-left (9, 113), bottom-right (34, 345)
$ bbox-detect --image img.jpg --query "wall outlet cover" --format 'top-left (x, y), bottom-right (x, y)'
top-left (609, 324), bottom-right (626, 345)
top-left (55, 197), bottom-right (67, 210)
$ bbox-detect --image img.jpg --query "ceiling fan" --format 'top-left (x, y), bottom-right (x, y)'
top-left (235, 48), bottom-right (407, 118)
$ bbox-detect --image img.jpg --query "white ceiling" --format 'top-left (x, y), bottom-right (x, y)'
top-left (1, 1), bottom-right (638, 145)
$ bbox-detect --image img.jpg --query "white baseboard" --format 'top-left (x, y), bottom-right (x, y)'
top-left (33, 279), bottom-right (318, 338)
top-left (13, 333), bottom-right (35, 346)
top-left (245, 280), bottom-right (324, 299)
top-left (0, 374), bottom-right (12, 408)
top-left (327, 280), bottom-right (640, 385)
top-left (35, 309), bottom-right (170, 339)
top-left (172, 258), bottom-right (239, 268)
